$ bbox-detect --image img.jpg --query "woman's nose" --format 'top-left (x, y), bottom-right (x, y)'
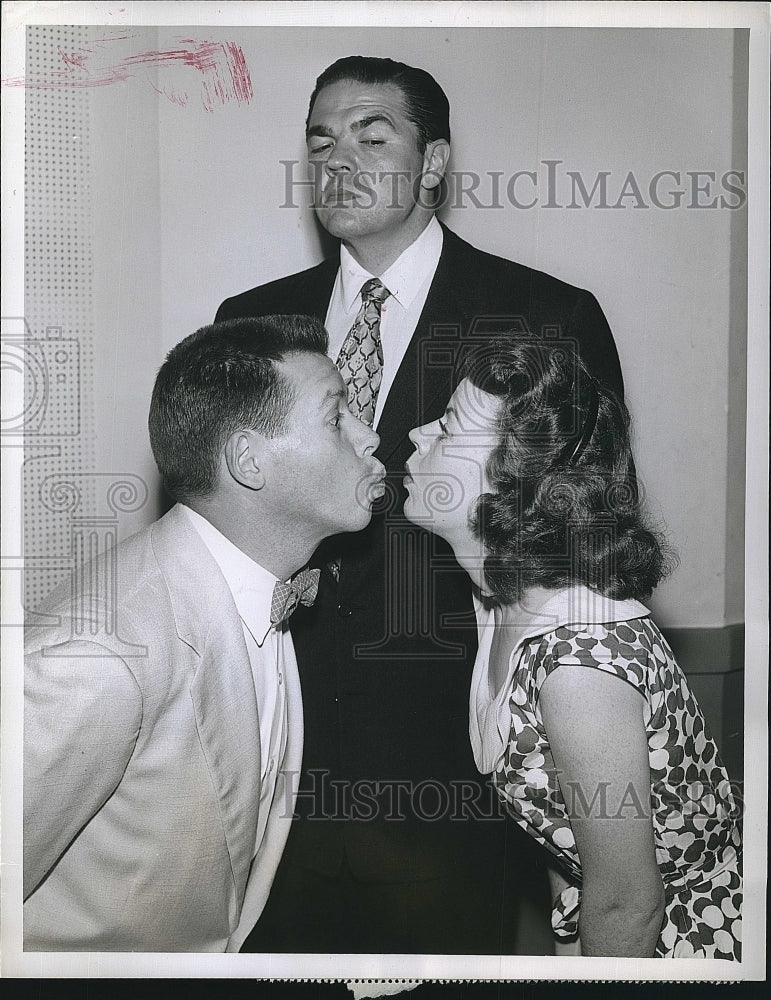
top-left (408, 425), bottom-right (423, 448)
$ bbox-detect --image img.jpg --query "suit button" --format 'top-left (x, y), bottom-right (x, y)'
top-left (337, 603), bottom-right (352, 618)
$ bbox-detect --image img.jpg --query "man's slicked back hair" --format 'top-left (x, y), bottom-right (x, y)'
top-left (149, 315), bottom-right (328, 505)
top-left (306, 55), bottom-right (450, 151)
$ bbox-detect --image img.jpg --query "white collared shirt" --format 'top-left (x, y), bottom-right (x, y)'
top-left (325, 215), bottom-right (444, 428)
top-left (181, 504), bottom-right (291, 859)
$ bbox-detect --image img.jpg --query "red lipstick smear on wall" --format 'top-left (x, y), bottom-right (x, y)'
top-left (6, 35), bottom-right (254, 112)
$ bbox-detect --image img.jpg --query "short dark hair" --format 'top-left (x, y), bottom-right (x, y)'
top-left (306, 55), bottom-right (451, 151)
top-left (464, 339), bottom-right (675, 603)
top-left (149, 315), bottom-right (328, 505)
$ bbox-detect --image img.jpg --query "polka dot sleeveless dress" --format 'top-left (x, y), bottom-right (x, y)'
top-left (493, 617), bottom-right (742, 958)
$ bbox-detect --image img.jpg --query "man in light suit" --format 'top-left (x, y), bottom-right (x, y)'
top-left (23, 315), bottom-right (385, 951)
top-left (216, 57), bottom-right (625, 953)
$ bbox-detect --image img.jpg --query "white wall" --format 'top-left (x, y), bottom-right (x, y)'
top-left (77, 26), bottom-right (748, 629)
top-left (90, 29), bottom-right (162, 543)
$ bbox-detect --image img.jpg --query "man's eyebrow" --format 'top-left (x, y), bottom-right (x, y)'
top-left (306, 124), bottom-right (334, 140)
top-left (306, 114), bottom-right (395, 140)
top-left (319, 386), bottom-right (347, 408)
top-left (351, 113), bottom-right (395, 132)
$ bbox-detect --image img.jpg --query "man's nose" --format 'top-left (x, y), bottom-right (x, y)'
top-left (326, 137), bottom-right (356, 173)
top-left (358, 420), bottom-right (380, 455)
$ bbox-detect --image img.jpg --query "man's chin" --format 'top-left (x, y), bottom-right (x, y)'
top-left (315, 207), bottom-right (380, 241)
top-left (334, 509), bottom-right (373, 534)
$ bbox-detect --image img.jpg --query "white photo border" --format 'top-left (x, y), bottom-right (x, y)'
top-left (1, 0), bottom-right (767, 984)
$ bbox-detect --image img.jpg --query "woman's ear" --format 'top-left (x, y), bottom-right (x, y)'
top-left (224, 430), bottom-right (266, 490)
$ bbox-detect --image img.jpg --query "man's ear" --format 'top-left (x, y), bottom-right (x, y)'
top-left (224, 430), bottom-right (266, 491)
top-left (421, 139), bottom-right (450, 193)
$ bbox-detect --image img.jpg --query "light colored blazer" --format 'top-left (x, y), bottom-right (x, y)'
top-left (23, 504), bottom-right (303, 952)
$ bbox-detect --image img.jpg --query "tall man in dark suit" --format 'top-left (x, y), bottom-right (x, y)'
top-left (216, 56), bottom-right (624, 954)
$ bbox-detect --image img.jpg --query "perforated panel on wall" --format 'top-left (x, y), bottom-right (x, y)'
top-left (23, 25), bottom-right (96, 611)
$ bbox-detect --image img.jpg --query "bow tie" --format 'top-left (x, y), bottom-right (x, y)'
top-left (270, 567), bottom-right (321, 627)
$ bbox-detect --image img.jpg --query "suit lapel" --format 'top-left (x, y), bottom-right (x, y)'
top-left (297, 257), bottom-right (338, 319)
top-left (151, 507), bottom-right (261, 911)
top-left (229, 622), bottom-right (305, 950)
top-left (188, 632), bottom-right (261, 913)
top-left (376, 229), bottom-right (472, 464)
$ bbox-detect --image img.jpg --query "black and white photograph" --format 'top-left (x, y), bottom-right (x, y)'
top-left (1, 0), bottom-right (768, 988)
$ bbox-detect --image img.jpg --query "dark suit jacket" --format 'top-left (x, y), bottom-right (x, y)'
top-left (216, 224), bottom-right (623, 884)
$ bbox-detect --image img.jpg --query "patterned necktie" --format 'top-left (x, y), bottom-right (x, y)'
top-left (336, 277), bottom-right (391, 426)
top-left (270, 567), bottom-right (321, 628)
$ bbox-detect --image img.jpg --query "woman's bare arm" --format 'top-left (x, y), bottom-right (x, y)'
top-left (539, 664), bottom-right (666, 957)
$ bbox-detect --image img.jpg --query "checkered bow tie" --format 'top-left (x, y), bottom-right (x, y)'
top-left (270, 567), bottom-right (321, 627)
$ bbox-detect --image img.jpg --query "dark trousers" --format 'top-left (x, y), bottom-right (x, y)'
top-left (242, 823), bottom-right (554, 955)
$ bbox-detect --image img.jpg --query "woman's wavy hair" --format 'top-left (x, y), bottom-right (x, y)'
top-left (464, 338), bottom-right (675, 603)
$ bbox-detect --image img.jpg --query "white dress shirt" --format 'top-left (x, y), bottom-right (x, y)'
top-left (325, 215), bottom-right (444, 428)
top-left (181, 505), bottom-right (291, 860)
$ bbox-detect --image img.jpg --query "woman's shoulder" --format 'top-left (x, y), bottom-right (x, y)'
top-left (538, 617), bottom-right (655, 661)
top-left (524, 604), bottom-right (665, 704)
top-left (538, 614), bottom-right (672, 664)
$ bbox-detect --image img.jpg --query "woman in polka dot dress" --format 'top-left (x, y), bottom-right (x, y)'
top-left (404, 340), bottom-right (742, 958)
